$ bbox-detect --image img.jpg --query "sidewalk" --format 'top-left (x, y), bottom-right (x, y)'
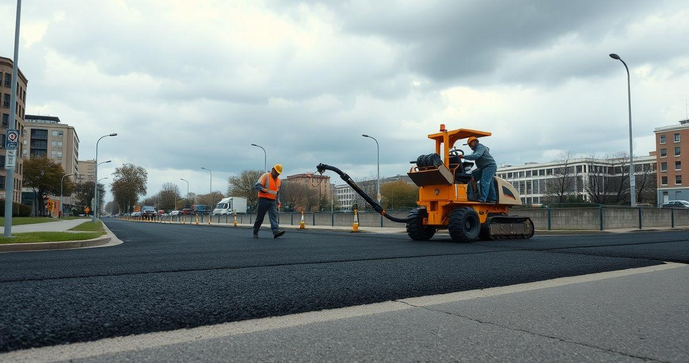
top-left (0, 219), bottom-right (89, 234)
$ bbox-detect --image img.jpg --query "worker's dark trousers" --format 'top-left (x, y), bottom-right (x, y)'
top-left (253, 197), bottom-right (279, 235)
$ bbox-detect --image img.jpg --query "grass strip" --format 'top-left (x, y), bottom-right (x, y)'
top-left (0, 217), bottom-right (57, 226)
top-left (0, 231), bottom-right (105, 244)
top-left (70, 220), bottom-right (104, 232)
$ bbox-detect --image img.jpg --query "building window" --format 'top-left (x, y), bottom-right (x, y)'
top-left (661, 148), bottom-right (667, 157)
top-left (52, 130), bottom-right (58, 137)
top-left (57, 141), bottom-right (63, 148)
top-left (526, 171), bottom-right (531, 177)
top-left (3, 94), bottom-right (9, 108)
top-left (675, 133), bottom-right (680, 143)
top-left (662, 176), bottom-right (668, 185)
top-left (660, 135), bottom-right (666, 144)
top-left (51, 141), bottom-right (56, 147)
top-left (676, 175), bottom-right (682, 185)
top-left (661, 162), bottom-right (667, 172)
top-left (57, 151), bottom-right (62, 158)
top-left (676, 161), bottom-right (681, 171)
top-left (2, 113), bottom-right (7, 128)
top-left (58, 131), bottom-right (63, 138)
top-left (4, 73), bottom-right (10, 88)
top-left (675, 147), bottom-right (681, 157)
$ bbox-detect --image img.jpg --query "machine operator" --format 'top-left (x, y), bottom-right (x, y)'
top-left (460, 136), bottom-right (497, 203)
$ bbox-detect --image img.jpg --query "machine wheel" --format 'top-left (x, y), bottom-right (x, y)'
top-left (406, 208), bottom-right (436, 241)
top-left (448, 207), bottom-right (480, 242)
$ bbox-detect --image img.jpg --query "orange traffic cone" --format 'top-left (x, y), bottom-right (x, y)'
top-left (233, 212), bottom-right (238, 227)
top-left (352, 209), bottom-right (359, 232)
top-left (299, 211), bottom-right (305, 229)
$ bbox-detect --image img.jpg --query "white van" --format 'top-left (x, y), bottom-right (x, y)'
top-left (212, 197), bottom-right (248, 215)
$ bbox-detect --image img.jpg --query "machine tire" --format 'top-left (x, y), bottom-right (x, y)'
top-left (406, 208), bottom-right (436, 241)
top-left (448, 207), bottom-right (480, 242)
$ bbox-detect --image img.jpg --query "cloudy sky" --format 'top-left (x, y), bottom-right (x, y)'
top-left (1, 0), bottom-right (688, 202)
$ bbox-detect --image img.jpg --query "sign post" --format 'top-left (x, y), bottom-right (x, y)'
top-left (3, 0), bottom-right (21, 237)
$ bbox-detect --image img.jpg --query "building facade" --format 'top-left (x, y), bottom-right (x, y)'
top-left (497, 155), bottom-right (657, 206)
top-left (335, 174), bottom-right (413, 211)
top-left (0, 56), bottom-right (28, 202)
top-left (78, 160), bottom-right (96, 183)
top-left (283, 173), bottom-right (331, 211)
top-left (655, 120), bottom-right (689, 204)
top-left (23, 115), bottom-right (80, 175)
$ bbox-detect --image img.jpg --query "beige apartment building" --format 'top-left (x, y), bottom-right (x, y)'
top-left (78, 159), bottom-right (96, 183)
top-left (0, 56), bottom-right (28, 202)
top-left (655, 119), bottom-right (689, 204)
top-left (23, 115), bottom-right (80, 175)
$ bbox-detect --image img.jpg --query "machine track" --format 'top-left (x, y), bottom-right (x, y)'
top-left (482, 216), bottom-right (535, 240)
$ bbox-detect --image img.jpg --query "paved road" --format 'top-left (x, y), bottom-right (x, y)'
top-left (0, 218), bottom-right (687, 354)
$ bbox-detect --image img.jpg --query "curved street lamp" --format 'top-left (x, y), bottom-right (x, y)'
top-left (201, 167), bottom-right (213, 208)
top-left (609, 53), bottom-right (636, 207)
top-left (94, 133), bottom-right (117, 221)
top-left (362, 134), bottom-right (382, 227)
top-left (251, 143), bottom-right (267, 172)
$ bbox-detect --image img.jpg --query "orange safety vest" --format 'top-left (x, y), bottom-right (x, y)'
top-left (257, 173), bottom-right (281, 200)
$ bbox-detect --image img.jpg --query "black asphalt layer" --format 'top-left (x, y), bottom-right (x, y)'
top-left (0, 219), bottom-right (687, 352)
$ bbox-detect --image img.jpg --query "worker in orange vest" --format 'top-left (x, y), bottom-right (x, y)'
top-left (253, 164), bottom-right (285, 239)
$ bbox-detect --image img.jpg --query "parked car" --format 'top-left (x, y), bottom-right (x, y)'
top-left (170, 210), bottom-right (181, 216)
top-left (141, 206), bottom-right (157, 218)
top-left (660, 200), bottom-right (689, 209)
top-left (131, 211), bottom-right (142, 217)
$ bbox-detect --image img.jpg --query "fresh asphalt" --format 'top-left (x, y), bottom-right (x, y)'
top-left (0, 218), bottom-right (687, 353)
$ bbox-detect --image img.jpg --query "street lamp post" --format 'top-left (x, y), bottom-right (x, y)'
top-left (94, 133), bottom-right (117, 221)
top-left (251, 143), bottom-right (267, 172)
top-left (97, 176), bottom-right (108, 218)
top-left (362, 134), bottom-right (382, 227)
top-left (60, 173), bottom-right (74, 219)
top-left (609, 53), bottom-right (636, 207)
top-left (201, 167), bottom-right (213, 209)
top-left (3, 0), bottom-right (22, 237)
top-left (95, 160), bottom-right (111, 219)
top-left (180, 178), bottom-right (190, 201)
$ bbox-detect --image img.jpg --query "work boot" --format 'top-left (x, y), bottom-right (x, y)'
top-left (273, 230), bottom-right (285, 239)
top-left (253, 233), bottom-right (259, 239)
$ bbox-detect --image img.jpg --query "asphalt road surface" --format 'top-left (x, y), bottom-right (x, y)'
top-left (1, 219), bottom-right (687, 353)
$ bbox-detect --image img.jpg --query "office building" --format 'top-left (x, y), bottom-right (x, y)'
top-left (655, 119), bottom-right (689, 204)
top-left (0, 56), bottom-right (28, 202)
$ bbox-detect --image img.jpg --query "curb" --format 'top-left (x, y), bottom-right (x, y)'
top-left (0, 223), bottom-right (120, 253)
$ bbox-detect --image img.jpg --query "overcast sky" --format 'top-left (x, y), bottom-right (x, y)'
top-left (1, 0), bottom-right (688, 202)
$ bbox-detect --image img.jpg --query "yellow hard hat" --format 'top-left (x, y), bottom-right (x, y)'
top-left (464, 136), bottom-right (478, 145)
top-left (273, 164), bottom-right (283, 175)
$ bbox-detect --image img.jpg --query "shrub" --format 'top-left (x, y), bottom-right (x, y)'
top-left (0, 199), bottom-right (33, 217)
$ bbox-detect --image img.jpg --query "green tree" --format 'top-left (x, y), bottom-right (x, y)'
top-left (381, 180), bottom-right (418, 210)
top-left (111, 164), bottom-right (147, 214)
top-left (228, 170), bottom-right (263, 211)
top-left (23, 157), bottom-right (73, 216)
top-left (73, 181), bottom-right (106, 212)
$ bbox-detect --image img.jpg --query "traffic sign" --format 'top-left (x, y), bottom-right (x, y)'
top-left (4, 149), bottom-right (16, 170)
top-left (6, 129), bottom-right (18, 150)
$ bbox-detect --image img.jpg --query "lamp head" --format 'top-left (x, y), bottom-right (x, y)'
top-left (109, 133), bottom-right (118, 137)
top-left (362, 134), bottom-right (369, 138)
top-left (251, 143), bottom-right (258, 147)
top-left (609, 53), bottom-right (621, 60)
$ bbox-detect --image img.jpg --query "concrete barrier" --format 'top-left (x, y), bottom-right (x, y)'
top-left (166, 207), bottom-right (689, 231)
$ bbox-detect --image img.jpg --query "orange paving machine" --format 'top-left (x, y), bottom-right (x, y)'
top-left (316, 124), bottom-right (534, 242)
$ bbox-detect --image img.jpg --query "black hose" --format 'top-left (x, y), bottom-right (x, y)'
top-left (316, 163), bottom-right (415, 224)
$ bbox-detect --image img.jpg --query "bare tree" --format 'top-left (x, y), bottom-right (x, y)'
top-left (228, 170), bottom-right (263, 210)
top-left (544, 151), bottom-right (576, 204)
top-left (636, 162), bottom-right (657, 205)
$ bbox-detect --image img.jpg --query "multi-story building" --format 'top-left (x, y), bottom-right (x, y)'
top-left (497, 155), bottom-right (657, 206)
top-left (21, 114), bottom-right (80, 214)
top-left (23, 115), bottom-right (80, 175)
top-left (78, 160), bottom-right (96, 183)
top-left (0, 56), bottom-right (28, 202)
top-left (335, 174), bottom-right (413, 211)
top-left (283, 172), bottom-right (331, 211)
top-left (655, 119), bottom-right (689, 204)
